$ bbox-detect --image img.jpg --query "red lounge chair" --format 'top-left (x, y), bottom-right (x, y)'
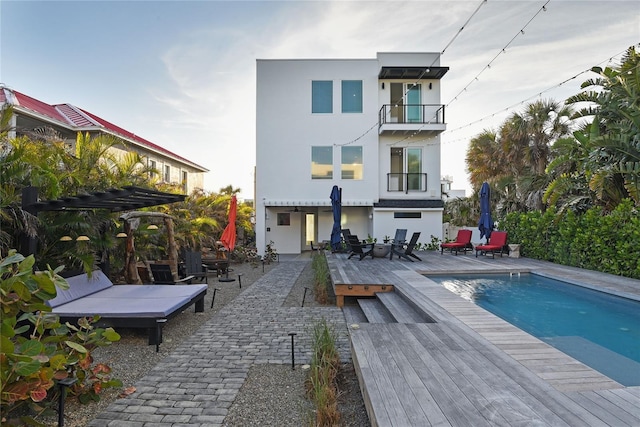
top-left (440, 229), bottom-right (473, 255)
top-left (475, 231), bottom-right (508, 258)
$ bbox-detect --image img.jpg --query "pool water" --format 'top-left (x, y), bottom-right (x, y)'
top-left (427, 273), bottom-right (640, 386)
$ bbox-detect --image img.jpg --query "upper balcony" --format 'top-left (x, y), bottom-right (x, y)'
top-left (378, 104), bottom-right (446, 136)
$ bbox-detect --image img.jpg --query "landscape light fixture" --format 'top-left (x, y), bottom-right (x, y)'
top-left (116, 232), bottom-right (128, 238)
top-left (76, 236), bottom-right (90, 241)
top-left (59, 236), bottom-right (73, 241)
top-left (147, 225), bottom-right (159, 230)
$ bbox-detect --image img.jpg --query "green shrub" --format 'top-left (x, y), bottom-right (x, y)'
top-left (1, 250), bottom-right (122, 425)
top-left (501, 200), bottom-right (640, 279)
top-left (305, 318), bottom-right (340, 426)
top-left (311, 253), bottom-right (330, 304)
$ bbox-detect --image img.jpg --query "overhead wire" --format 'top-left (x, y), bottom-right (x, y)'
top-left (389, 0), bottom-right (554, 147)
top-left (334, 0), bottom-right (488, 147)
top-left (394, 46), bottom-right (636, 149)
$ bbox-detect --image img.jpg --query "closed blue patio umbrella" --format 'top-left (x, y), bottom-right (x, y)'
top-left (330, 185), bottom-right (342, 252)
top-left (478, 182), bottom-right (494, 242)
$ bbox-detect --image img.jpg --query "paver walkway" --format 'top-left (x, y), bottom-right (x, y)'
top-left (89, 256), bottom-right (350, 427)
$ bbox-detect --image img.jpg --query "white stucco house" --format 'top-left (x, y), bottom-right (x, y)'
top-left (255, 52), bottom-right (448, 255)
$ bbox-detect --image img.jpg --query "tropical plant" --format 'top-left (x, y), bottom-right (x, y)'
top-left (562, 45), bottom-right (640, 209)
top-left (0, 251), bottom-right (121, 424)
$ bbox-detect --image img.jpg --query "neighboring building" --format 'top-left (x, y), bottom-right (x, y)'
top-left (255, 52), bottom-right (448, 255)
top-left (441, 175), bottom-right (467, 201)
top-left (0, 85), bottom-right (208, 194)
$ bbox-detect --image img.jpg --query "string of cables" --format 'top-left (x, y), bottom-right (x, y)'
top-left (445, 47), bottom-right (637, 137)
top-left (389, 0), bottom-right (551, 147)
top-left (392, 46), bottom-right (638, 148)
top-left (334, 0), bottom-right (488, 148)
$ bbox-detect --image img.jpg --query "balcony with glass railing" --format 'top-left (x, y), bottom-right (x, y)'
top-left (378, 104), bottom-right (446, 135)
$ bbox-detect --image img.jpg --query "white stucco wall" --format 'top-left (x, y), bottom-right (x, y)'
top-left (255, 52), bottom-right (446, 256)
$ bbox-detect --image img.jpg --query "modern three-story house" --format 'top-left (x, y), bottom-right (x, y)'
top-left (255, 52), bottom-right (448, 255)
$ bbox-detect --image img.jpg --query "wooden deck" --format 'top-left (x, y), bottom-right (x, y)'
top-left (327, 250), bottom-right (640, 426)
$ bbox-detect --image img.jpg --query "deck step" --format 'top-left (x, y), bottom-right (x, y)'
top-left (342, 304), bottom-right (368, 324)
top-left (357, 298), bottom-right (395, 323)
top-left (377, 291), bottom-right (435, 324)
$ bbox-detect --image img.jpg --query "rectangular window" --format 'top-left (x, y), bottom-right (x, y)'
top-left (182, 171), bottom-right (188, 194)
top-left (312, 146), bottom-right (333, 179)
top-left (394, 212), bottom-right (422, 219)
top-left (149, 160), bottom-right (157, 178)
top-left (341, 146), bottom-right (363, 180)
top-left (342, 80), bottom-right (362, 113)
top-left (312, 81), bottom-right (332, 113)
top-left (164, 165), bottom-right (171, 182)
top-left (277, 213), bottom-right (291, 226)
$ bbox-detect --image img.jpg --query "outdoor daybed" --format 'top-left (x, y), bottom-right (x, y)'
top-left (48, 270), bottom-right (207, 351)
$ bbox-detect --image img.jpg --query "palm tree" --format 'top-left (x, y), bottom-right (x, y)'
top-left (565, 45), bottom-right (640, 209)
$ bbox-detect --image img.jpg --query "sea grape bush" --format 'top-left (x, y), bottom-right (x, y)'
top-left (0, 250), bottom-right (121, 425)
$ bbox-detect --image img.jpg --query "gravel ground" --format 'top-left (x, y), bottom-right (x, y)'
top-left (38, 257), bottom-right (369, 427)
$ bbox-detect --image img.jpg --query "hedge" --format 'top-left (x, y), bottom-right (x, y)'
top-left (500, 199), bottom-right (640, 279)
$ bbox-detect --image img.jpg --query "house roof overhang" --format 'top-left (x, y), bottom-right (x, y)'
top-left (378, 66), bottom-right (449, 80)
top-left (25, 186), bottom-right (186, 213)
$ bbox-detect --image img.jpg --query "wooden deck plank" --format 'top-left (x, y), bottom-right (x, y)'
top-left (567, 391), bottom-right (634, 426)
top-left (369, 325), bottom-right (436, 426)
top-left (352, 328), bottom-right (414, 426)
top-left (376, 292), bottom-right (426, 323)
top-left (357, 299), bottom-right (394, 323)
top-left (327, 252), bottom-right (640, 427)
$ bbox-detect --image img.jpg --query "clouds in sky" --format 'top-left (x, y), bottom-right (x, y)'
top-left (2, 1), bottom-right (638, 199)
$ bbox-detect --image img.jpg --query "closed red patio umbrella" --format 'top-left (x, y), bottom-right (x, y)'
top-left (220, 195), bottom-right (237, 251)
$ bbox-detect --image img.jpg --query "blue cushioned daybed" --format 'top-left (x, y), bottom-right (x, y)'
top-left (48, 270), bottom-right (207, 351)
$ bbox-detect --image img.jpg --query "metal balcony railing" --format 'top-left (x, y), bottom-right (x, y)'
top-left (378, 104), bottom-right (445, 126)
top-left (387, 173), bottom-right (428, 193)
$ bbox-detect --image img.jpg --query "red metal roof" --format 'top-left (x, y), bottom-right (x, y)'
top-left (0, 86), bottom-right (207, 172)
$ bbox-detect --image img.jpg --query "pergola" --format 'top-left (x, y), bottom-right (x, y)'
top-left (21, 186), bottom-right (186, 283)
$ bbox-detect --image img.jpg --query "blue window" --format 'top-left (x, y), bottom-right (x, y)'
top-left (312, 81), bottom-right (332, 113)
top-left (342, 80), bottom-right (362, 113)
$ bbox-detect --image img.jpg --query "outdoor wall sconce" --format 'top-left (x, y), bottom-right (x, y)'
top-left (76, 236), bottom-right (90, 241)
top-left (381, 82), bottom-right (385, 89)
top-left (147, 225), bottom-right (159, 230)
top-left (59, 236), bottom-right (73, 241)
top-left (116, 232), bottom-right (128, 238)
top-left (429, 82), bottom-right (432, 89)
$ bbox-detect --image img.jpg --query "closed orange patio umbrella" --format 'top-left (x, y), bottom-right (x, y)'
top-left (220, 195), bottom-right (237, 251)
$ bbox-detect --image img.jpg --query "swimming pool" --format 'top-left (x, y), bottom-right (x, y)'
top-left (427, 273), bottom-right (640, 386)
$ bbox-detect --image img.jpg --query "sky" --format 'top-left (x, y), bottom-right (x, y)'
top-left (1, 0), bottom-right (638, 201)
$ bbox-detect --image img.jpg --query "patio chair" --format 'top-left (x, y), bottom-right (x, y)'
top-left (440, 229), bottom-right (473, 255)
top-left (341, 228), bottom-right (353, 253)
top-left (390, 228), bottom-right (407, 246)
top-left (475, 231), bottom-right (508, 258)
top-left (184, 251), bottom-right (208, 282)
top-left (390, 232), bottom-right (421, 262)
top-left (347, 235), bottom-right (374, 260)
top-left (150, 263), bottom-right (194, 284)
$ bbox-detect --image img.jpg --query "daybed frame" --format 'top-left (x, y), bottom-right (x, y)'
top-left (48, 270), bottom-right (207, 351)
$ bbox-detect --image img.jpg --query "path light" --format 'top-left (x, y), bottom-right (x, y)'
top-left (147, 224), bottom-right (159, 230)
top-left (59, 236), bottom-right (73, 241)
top-left (76, 236), bottom-right (90, 241)
top-left (116, 232), bottom-right (128, 238)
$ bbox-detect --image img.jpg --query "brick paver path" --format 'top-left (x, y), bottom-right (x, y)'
top-left (89, 258), bottom-right (350, 427)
